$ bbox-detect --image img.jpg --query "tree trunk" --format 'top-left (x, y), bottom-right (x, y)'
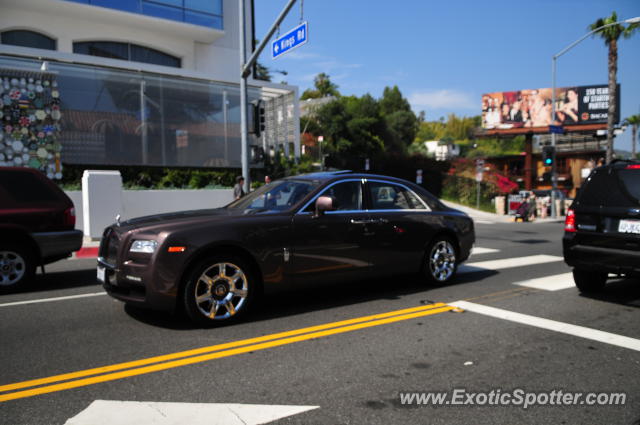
top-left (606, 38), bottom-right (618, 164)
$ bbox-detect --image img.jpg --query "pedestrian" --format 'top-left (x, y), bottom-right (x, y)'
top-left (264, 175), bottom-right (272, 185)
top-left (233, 176), bottom-right (245, 200)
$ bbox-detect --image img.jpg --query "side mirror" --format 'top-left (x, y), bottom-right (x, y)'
top-left (314, 196), bottom-right (334, 218)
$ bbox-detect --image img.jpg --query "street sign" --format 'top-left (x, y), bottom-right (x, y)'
top-left (272, 21), bottom-right (308, 59)
top-left (475, 172), bottom-right (483, 182)
top-left (549, 125), bottom-right (564, 134)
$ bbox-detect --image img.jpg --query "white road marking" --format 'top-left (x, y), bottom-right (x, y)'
top-left (460, 254), bottom-right (563, 273)
top-left (0, 292), bottom-right (106, 308)
top-left (64, 400), bottom-right (319, 425)
top-left (514, 273), bottom-right (575, 291)
top-left (449, 301), bottom-right (640, 352)
top-left (474, 220), bottom-right (495, 224)
top-left (471, 247), bottom-right (500, 255)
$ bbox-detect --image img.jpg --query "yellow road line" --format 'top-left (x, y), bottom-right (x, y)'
top-left (0, 303), bottom-right (451, 402)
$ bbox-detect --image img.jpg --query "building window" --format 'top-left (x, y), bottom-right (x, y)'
top-left (1, 30), bottom-right (56, 50)
top-left (64, 0), bottom-right (223, 30)
top-left (73, 41), bottom-right (181, 68)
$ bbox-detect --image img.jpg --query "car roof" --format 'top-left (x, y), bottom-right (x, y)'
top-left (289, 170), bottom-right (412, 184)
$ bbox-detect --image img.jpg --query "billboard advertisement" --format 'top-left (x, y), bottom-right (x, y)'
top-left (481, 84), bottom-right (619, 129)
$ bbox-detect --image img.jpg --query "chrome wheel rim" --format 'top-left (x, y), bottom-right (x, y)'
top-left (428, 241), bottom-right (456, 282)
top-left (194, 262), bottom-right (249, 320)
top-left (0, 251), bottom-right (26, 287)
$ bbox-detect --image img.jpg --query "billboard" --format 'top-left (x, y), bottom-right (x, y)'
top-left (481, 84), bottom-right (619, 130)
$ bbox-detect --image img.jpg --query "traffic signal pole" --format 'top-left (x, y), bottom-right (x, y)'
top-left (239, 0), bottom-right (298, 192)
top-left (550, 57), bottom-right (558, 218)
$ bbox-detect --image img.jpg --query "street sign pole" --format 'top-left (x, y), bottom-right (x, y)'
top-left (239, 0), bottom-right (299, 192)
top-left (239, 0), bottom-right (249, 192)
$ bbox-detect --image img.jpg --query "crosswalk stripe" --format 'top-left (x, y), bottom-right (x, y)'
top-left (514, 273), bottom-right (575, 291)
top-left (449, 301), bottom-right (640, 352)
top-left (460, 254), bottom-right (563, 273)
top-left (471, 247), bottom-right (500, 255)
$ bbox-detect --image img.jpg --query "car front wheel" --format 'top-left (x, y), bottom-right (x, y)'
top-left (573, 269), bottom-right (607, 293)
top-left (0, 246), bottom-right (35, 292)
top-left (424, 237), bottom-right (458, 284)
top-left (183, 256), bottom-right (255, 325)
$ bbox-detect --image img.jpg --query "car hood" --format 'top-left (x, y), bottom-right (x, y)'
top-left (116, 208), bottom-right (240, 232)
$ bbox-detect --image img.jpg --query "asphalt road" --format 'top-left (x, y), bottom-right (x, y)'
top-left (1, 221), bottom-right (639, 425)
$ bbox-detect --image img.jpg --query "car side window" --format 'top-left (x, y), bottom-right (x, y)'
top-left (303, 181), bottom-right (363, 212)
top-left (369, 182), bottom-right (428, 210)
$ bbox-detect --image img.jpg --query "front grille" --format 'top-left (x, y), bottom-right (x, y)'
top-left (100, 228), bottom-right (120, 265)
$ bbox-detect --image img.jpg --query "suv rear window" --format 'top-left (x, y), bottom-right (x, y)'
top-left (0, 170), bottom-right (60, 203)
top-left (578, 167), bottom-right (640, 207)
top-left (617, 169), bottom-right (640, 201)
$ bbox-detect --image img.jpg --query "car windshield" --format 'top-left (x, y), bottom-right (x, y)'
top-left (225, 179), bottom-right (320, 213)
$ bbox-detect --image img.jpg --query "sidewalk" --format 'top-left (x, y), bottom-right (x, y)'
top-left (73, 238), bottom-right (100, 259)
top-left (442, 200), bottom-right (565, 224)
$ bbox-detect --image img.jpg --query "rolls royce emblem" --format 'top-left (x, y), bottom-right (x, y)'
top-left (215, 285), bottom-right (226, 296)
top-left (115, 214), bottom-right (121, 226)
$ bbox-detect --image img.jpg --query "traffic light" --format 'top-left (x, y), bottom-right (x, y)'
top-left (542, 145), bottom-right (555, 166)
top-left (251, 99), bottom-right (265, 137)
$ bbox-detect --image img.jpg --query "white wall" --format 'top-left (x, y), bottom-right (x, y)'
top-left (65, 188), bottom-right (233, 235)
top-left (121, 189), bottom-right (234, 221)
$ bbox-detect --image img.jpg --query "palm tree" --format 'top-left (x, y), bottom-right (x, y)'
top-left (589, 12), bottom-right (638, 163)
top-left (624, 114), bottom-right (640, 159)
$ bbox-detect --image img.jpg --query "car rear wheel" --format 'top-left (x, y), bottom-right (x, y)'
top-left (573, 269), bottom-right (607, 293)
top-left (424, 237), bottom-right (457, 284)
top-left (0, 246), bottom-right (35, 291)
top-left (183, 256), bottom-right (255, 325)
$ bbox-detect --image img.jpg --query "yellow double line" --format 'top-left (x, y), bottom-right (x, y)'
top-left (0, 303), bottom-right (452, 402)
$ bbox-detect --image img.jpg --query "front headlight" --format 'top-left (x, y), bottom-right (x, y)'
top-left (129, 240), bottom-right (158, 254)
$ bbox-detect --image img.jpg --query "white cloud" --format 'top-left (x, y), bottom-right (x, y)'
top-left (408, 89), bottom-right (476, 110)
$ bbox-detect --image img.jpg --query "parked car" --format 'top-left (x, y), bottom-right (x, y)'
top-left (0, 167), bottom-right (83, 290)
top-left (98, 171), bottom-right (475, 324)
top-left (563, 160), bottom-right (640, 292)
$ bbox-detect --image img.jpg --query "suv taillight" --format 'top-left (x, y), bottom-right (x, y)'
top-left (64, 207), bottom-right (76, 227)
top-left (564, 209), bottom-right (576, 233)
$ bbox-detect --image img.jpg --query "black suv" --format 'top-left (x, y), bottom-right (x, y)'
top-left (0, 167), bottom-right (83, 290)
top-left (563, 159), bottom-right (640, 292)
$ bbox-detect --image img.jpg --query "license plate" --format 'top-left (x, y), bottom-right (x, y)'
top-left (618, 219), bottom-right (640, 234)
top-left (97, 266), bottom-right (106, 283)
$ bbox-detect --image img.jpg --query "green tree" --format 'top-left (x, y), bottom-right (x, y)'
top-left (379, 86), bottom-right (417, 152)
top-left (623, 114), bottom-right (640, 158)
top-left (300, 73), bottom-right (341, 100)
top-left (254, 62), bottom-right (271, 81)
top-left (589, 12), bottom-right (639, 163)
top-left (313, 96), bottom-right (385, 159)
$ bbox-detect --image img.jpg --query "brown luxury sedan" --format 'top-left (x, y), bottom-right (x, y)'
top-left (98, 171), bottom-right (475, 324)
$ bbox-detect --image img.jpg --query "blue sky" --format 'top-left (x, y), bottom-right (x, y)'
top-left (254, 0), bottom-right (640, 151)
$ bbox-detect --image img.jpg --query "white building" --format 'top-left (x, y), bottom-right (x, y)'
top-left (0, 0), bottom-right (299, 175)
top-left (424, 140), bottom-right (460, 161)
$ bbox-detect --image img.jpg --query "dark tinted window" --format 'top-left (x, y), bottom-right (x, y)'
top-left (577, 168), bottom-right (638, 207)
top-left (1, 30), bottom-right (56, 50)
top-left (304, 181), bottom-right (363, 212)
top-left (74, 41), bottom-right (181, 68)
top-left (617, 168), bottom-right (640, 201)
top-left (74, 41), bottom-right (128, 60)
top-left (0, 170), bottom-right (60, 203)
top-left (369, 182), bottom-right (427, 210)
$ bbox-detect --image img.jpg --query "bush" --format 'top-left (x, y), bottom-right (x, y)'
top-left (441, 175), bottom-right (498, 212)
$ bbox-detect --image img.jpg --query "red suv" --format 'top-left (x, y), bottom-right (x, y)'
top-left (0, 167), bottom-right (83, 290)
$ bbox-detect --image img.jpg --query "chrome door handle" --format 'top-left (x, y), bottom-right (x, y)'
top-left (350, 219), bottom-right (373, 225)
